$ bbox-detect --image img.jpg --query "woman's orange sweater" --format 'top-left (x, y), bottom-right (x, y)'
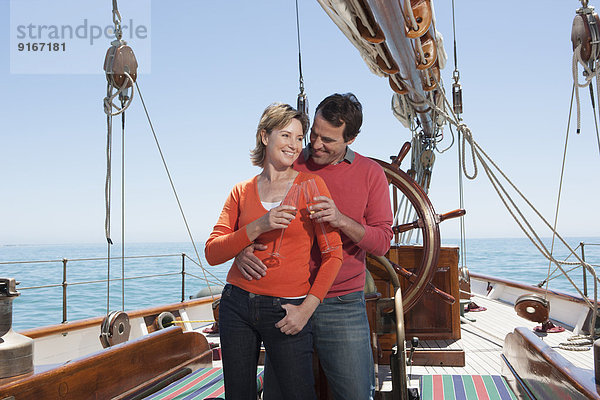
top-left (205, 172), bottom-right (343, 301)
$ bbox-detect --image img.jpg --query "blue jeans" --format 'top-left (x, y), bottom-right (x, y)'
top-left (219, 284), bottom-right (316, 400)
top-left (264, 291), bottom-right (374, 400)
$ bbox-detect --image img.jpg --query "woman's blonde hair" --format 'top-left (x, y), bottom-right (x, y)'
top-left (250, 103), bottom-right (309, 167)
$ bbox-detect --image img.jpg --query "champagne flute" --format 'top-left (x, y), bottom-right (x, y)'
top-left (302, 178), bottom-right (338, 253)
top-left (262, 183), bottom-right (301, 268)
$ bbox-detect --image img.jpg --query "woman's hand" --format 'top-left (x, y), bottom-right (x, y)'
top-left (245, 205), bottom-right (297, 241)
top-left (261, 205), bottom-right (297, 230)
top-left (275, 295), bottom-right (320, 335)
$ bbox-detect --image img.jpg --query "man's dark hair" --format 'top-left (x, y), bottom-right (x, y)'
top-left (315, 93), bottom-right (363, 142)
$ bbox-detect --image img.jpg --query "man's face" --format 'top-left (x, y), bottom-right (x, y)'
top-left (310, 112), bottom-right (355, 165)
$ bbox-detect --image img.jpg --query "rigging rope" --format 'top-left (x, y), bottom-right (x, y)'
top-left (104, 4), bottom-right (128, 313)
top-left (102, 0), bottom-right (218, 307)
top-left (456, 117), bottom-right (596, 309)
top-left (450, 0), bottom-right (469, 277)
top-left (295, 0), bottom-right (305, 96)
top-left (596, 71), bottom-right (600, 156)
top-left (451, 0), bottom-right (458, 73)
top-left (392, 69), bottom-right (599, 310)
top-left (104, 106), bottom-right (113, 245)
top-left (456, 123), bottom-right (468, 277)
top-left (134, 81), bottom-right (215, 300)
top-left (120, 95), bottom-right (126, 310)
top-left (572, 43), bottom-right (600, 133)
top-left (295, 0), bottom-right (309, 147)
top-left (105, 100), bottom-right (113, 314)
top-left (433, 89), bottom-right (454, 154)
top-left (403, 0), bottom-right (419, 32)
top-left (104, 0), bottom-right (138, 312)
top-left (544, 84), bottom-right (575, 300)
top-left (349, 0), bottom-right (598, 329)
top-left (590, 82), bottom-right (598, 137)
top-left (103, 76), bottom-right (135, 117)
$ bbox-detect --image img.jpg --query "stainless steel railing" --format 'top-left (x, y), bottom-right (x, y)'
top-left (581, 242), bottom-right (600, 297)
top-left (0, 253), bottom-right (224, 324)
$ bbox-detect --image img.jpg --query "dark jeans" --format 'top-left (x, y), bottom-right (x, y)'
top-left (219, 284), bottom-right (316, 400)
top-left (263, 290), bottom-right (374, 400)
top-left (312, 291), bottom-right (374, 400)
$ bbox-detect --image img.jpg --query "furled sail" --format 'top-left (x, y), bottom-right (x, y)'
top-left (316, 0), bottom-right (447, 138)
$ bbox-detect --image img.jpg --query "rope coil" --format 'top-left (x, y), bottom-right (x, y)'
top-left (104, 73), bottom-right (135, 117)
top-left (572, 43), bottom-right (600, 133)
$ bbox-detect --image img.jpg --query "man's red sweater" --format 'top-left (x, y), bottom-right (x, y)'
top-left (294, 149), bottom-right (393, 298)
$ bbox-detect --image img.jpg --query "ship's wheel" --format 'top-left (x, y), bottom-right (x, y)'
top-left (368, 142), bottom-right (463, 312)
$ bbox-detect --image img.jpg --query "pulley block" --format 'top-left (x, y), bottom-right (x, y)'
top-left (404, 0), bottom-right (433, 39)
top-left (572, 7), bottom-right (600, 64)
top-left (514, 294), bottom-right (549, 323)
top-left (99, 310), bottom-right (131, 348)
top-left (297, 92), bottom-right (309, 116)
top-left (104, 42), bottom-right (138, 89)
top-left (452, 81), bottom-right (463, 115)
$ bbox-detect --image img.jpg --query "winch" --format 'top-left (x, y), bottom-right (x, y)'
top-left (0, 278), bottom-right (34, 379)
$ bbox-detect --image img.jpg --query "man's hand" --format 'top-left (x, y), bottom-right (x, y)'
top-left (309, 195), bottom-right (365, 244)
top-left (275, 295), bottom-right (320, 335)
top-left (234, 243), bottom-right (268, 280)
top-left (308, 195), bottom-right (344, 228)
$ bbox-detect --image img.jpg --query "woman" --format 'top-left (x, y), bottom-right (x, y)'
top-left (205, 103), bottom-right (343, 400)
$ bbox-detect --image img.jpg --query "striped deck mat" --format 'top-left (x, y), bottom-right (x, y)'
top-left (144, 367), bottom-right (264, 400)
top-left (420, 375), bottom-right (517, 400)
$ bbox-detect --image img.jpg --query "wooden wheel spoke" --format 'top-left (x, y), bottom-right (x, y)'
top-left (426, 283), bottom-right (455, 304)
top-left (392, 219), bottom-right (421, 233)
top-left (391, 141), bottom-right (411, 168)
top-left (437, 209), bottom-right (466, 223)
top-left (390, 259), bottom-right (455, 305)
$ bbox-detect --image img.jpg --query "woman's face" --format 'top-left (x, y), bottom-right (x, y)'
top-left (262, 118), bottom-right (304, 168)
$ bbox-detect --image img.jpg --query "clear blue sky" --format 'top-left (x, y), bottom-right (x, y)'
top-left (1, 0), bottom-right (598, 245)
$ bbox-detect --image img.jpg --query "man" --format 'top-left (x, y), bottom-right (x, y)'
top-left (236, 93), bottom-right (393, 399)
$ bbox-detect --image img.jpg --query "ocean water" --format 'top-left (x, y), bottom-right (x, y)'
top-left (1, 238), bottom-right (599, 332)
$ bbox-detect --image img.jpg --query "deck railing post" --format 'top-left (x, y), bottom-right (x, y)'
top-left (62, 258), bottom-right (68, 323)
top-left (582, 242), bottom-right (588, 297)
top-left (181, 253), bottom-right (186, 302)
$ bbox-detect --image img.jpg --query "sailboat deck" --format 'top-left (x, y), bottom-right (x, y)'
top-left (198, 295), bottom-right (594, 393)
top-left (379, 296), bottom-right (593, 390)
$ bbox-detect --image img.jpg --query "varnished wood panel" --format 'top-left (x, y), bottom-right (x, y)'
top-left (375, 335), bottom-right (465, 367)
top-left (0, 327), bottom-right (212, 399)
top-left (367, 246), bottom-right (462, 367)
top-left (503, 327), bottom-right (600, 400)
top-left (375, 348), bottom-right (465, 366)
top-left (410, 349), bottom-right (465, 367)
top-left (368, 246), bottom-right (461, 340)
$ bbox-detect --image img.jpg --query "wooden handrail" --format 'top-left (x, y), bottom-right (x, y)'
top-left (470, 272), bottom-right (591, 305)
top-left (503, 327), bottom-right (600, 399)
top-left (20, 296), bottom-right (218, 339)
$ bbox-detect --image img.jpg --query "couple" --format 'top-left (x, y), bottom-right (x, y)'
top-left (205, 93), bottom-right (393, 400)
